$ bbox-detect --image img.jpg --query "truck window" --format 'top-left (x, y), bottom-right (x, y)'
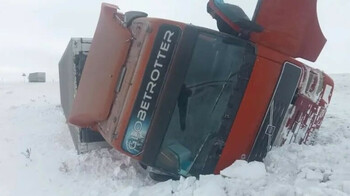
top-left (155, 32), bottom-right (250, 176)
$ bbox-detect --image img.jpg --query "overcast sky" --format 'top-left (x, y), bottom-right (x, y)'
top-left (0, 0), bottom-right (349, 82)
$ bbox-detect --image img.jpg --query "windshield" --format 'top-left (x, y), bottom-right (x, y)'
top-left (155, 32), bottom-right (252, 176)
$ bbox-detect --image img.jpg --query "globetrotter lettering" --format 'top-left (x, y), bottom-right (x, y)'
top-left (122, 26), bottom-right (180, 155)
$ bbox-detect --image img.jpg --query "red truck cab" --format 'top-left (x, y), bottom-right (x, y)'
top-left (66, 1), bottom-right (334, 179)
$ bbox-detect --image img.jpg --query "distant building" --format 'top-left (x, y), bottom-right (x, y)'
top-left (28, 72), bottom-right (46, 83)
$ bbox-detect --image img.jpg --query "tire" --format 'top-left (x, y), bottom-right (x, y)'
top-left (149, 171), bottom-right (175, 182)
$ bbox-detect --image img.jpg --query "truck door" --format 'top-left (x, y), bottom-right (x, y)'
top-left (250, 0), bottom-right (326, 62)
top-left (208, 0), bottom-right (326, 62)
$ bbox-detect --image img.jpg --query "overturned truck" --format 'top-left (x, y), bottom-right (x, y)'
top-left (59, 0), bottom-right (334, 180)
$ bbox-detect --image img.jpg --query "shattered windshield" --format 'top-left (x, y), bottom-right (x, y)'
top-left (155, 32), bottom-right (250, 176)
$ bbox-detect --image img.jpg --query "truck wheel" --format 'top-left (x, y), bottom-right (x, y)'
top-left (149, 171), bottom-right (174, 182)
top-left (139, 162), bottom-right (147, 170)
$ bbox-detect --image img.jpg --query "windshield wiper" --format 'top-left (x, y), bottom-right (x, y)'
top-left (187, 80), bottom-right (232, 89)
top-left (177, 72), bottom-right (239, 131)
top-left (178, 84), bottom-right (192, 130)
top-left (211, 71), bottom-right (239, 113)
top-left (177, 81), bottom-right (230, 131)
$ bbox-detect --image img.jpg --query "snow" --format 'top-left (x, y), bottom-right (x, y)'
top-left (0, 74), bottom-right (349, 196)
top-left (220, 160), bottom-right (266, 180)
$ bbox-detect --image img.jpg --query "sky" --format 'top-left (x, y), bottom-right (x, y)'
top-left (0, 0), bottom-right (349, 82)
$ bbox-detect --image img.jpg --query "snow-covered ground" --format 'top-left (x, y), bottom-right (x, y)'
top-left (0, 74), bottom-right (349, 196)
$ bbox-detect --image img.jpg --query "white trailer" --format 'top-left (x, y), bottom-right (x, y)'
top-left (28, 72), bottom-right (46, 82)
top-left (59, 38), bottom-right (110, 154)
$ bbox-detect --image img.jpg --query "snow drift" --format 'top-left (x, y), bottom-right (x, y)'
top-left (0, 74), bottom-right (349, 196)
